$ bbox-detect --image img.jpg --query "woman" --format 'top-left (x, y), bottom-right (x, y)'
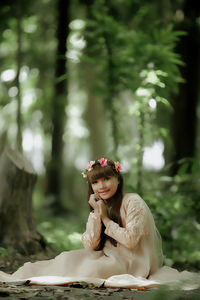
top-left (0, 158), bottom-right (198, 289)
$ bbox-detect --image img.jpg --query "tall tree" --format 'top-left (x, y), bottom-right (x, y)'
top-left (46, 0), bottom-right (70, 213)
top-left (170, 0), bottom-right (200, 175)
top-left (83, 0), bottom-right (130, 158)
top-left (83, 0), bottom-right (109, 158)
top-left (16, 2), bottom-right (23, 152)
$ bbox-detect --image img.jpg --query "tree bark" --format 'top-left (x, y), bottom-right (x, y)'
top-left (104, 32), bottom-right (119, 156)
top-left (84, 1), bottom-right (118, 158)
top-left (86, 89), bottom-right (109, 158)
top-left (0, 148), bottom-right (47, 254)
top-left (170, 0), bottom-right (200, 175)
top-left (84, 2), bottom-right (108, 158)
top-left (46, 0), bottom-right (70, 213)
top-left (16, 2), bottom-right (22, 152)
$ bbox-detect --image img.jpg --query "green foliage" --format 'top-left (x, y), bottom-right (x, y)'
top-left (140, 159), bottom-right (200, 269)
top-left (37, 217), bottom-right (84, 254)
top-left (124, 156), bottom-right (200, 270)
top-left (81, 0), bottom-right (184, 160)
top-left (0, 247), bottom-right (9, 256)
top-left (145, 191), bottom-right (200, 268)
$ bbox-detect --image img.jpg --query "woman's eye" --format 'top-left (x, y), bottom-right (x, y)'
top-left (92, 181), bottom-right (97, 184)
top-left (105, 177), bottom-right (110, 181)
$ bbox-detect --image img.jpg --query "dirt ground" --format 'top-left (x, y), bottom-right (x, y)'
top-left (0, 254), bottom-right (200, 300)
top-left (0, 282), bottom-right (200, 300)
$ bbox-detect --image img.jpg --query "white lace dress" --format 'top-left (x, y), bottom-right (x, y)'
top-left (0, 193), bottom-right (198, 289)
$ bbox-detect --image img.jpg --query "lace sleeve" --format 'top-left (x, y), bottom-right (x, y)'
top-left (81, 211), bottom-right (102, 250)
top-left (104, 195), bottom-right (148, 250)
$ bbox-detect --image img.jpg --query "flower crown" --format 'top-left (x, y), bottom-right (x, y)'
top-left (82, 158), bottom-right (122, 178)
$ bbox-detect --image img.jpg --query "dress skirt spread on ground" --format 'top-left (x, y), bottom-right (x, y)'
top-left (0, 194), bottom-right (199, 289)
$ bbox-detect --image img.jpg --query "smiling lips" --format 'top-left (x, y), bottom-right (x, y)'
top-left (99, 190), bottom-right (110, 194)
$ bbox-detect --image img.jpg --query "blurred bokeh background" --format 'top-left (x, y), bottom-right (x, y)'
top-left (0, 0), bottom-right (200, 270)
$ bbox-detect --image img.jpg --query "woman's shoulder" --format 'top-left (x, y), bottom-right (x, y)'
top-left (123, 193), bottom-right (152, 214)
top-left (123, 192), bottom-right (143, 201)
top-left (122, 193), bottom-right (146, 207)
top-left (122, 193), bottom-right (150, 218)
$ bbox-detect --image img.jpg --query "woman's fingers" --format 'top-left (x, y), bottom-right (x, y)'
top-left (88, 193), bottom-right (103, 210)
top-left (97, 200), bottom-right (108, 219)
top-left (88, 195), bottom-right (97, 208)
top-left (94, 193), bottom-right (101, 201)
top-left (97, 199), bottom-right (104, 211)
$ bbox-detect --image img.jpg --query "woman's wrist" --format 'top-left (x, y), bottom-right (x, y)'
top-left (102, 216), bottom-right (110, 227)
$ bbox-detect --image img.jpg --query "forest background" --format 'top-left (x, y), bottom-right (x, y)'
top-left (0, 0), bottom-right (200, 272)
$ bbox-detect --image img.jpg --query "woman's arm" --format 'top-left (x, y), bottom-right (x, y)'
top-left (81, 194), bottom-right (102, 250)
top-left (103, 195), bottom-right (148, 250)
top-left (81, 210), bottom-right (102, 250)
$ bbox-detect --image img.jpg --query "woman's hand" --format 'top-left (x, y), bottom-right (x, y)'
top-left (88, 193), bottom-right (101, 211)
top-left (97, 200), bottom-right (107, 218)
top-left (97, 200), bottom-right (110, 226)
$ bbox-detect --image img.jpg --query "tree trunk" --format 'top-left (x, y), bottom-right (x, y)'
top-left (170, 0), bottom-right (200, 175)
top-left (16, 2), bottom-right (22, 152)
top-left (46, 0), bottom-right (70, 213)
top-left (84, 2), bottom-right (108, 158)
top-left (136, 110), bottom-right (145, 193)
top-left (104, 32), bottom-right (119, 157)
top-left (84, 1), bottom-right (118, 159)
top-left (0, 148), bottom-right (47, 254)
top-left (87, 91), bottom-right (109, 158)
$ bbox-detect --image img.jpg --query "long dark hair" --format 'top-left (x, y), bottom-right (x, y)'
top-left (87, 159), bottom-right (124, 250)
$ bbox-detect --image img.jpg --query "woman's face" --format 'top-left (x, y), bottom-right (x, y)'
top-left (91, 176), bottom-right (119, 201)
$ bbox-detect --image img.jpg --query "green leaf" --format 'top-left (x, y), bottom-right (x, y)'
top-left (0, 247), bottom-right (9, 256)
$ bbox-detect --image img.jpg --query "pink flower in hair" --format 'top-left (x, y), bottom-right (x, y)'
top-left (98, 158), bottom-right (107, 167)
top-left (115, 161), bottom-right (122, 172)
top-left (82, 172), bottom-right (87, 178)
top-left (85, 160), bottom-right (95, 171)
